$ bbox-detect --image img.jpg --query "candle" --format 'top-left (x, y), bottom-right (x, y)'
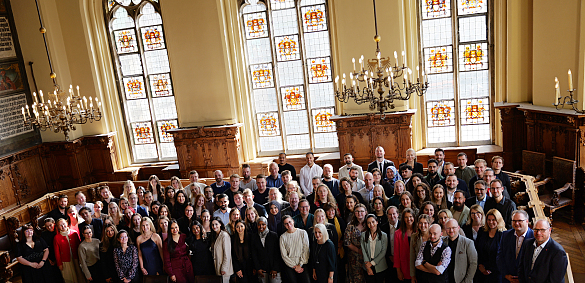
top-left (47, 99), bottom-right (51, 109)
top-left (76, 86), bottom-right (80, 97)
top-left (352, 58), bottom-right (356, 72)
top-left (377, 52), bottom-right (381, 68)
top-left (22, 107), bottom-right (25, 120)
top-left (40, 90), bottom-right (44, 103)
top-left (26, 105), bottom-right (30, 116)
top-left (555, 77), bottom-right (560, 103)
top-left (402, 51), bottom-right (406, 66)
top-left (33, 92), bottom-right (38, 104)
top-left (568, 69), bottom-right (573, 90)
top-left (359, 57), bottom-right (364, 70)
top-left (416, 66), bottom-right (420, 81)
top-left (394, 51), bottom-right (398, 65)
top-left (335, 76), bottom-right (339, 92)
top-left (83, 96), bottom-right (88, 109)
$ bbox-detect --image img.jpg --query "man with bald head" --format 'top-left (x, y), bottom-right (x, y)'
top-left (444, 219), bottom-right (477, 283)
top-left (518, 219), bottom-right (568, 283)
top-left (267, 162), bottom-right (284, 188)
top-left (368, 146), bottom-right (395, 173)
top-left (211, 170), bottom-right (230, 195)
top-left (415, 224), bottom-right (452, 282)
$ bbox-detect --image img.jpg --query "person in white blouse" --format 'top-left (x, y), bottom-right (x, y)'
top-left (299, 152), bottom-right (323, 197)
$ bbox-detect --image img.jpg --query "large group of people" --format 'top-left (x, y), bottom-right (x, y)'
top-left (15, 149), bottom-right (568, 283)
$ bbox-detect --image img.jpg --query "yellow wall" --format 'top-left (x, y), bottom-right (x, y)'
top-left (11, 0), bottom-right (580, 165)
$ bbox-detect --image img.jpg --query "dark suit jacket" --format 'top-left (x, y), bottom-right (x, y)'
top-left (497, 228), bottom-right (534, 283)
top-left (465, 195), bottom-right (490, 208)
top-left (251, 203), bottom-right (267, 218)
top-left (518, 238), bottom-right (567, 283)
top-left (78, 218), bottom-right (103, 240)
top-left (368, 159), bottom-right (395, 174)
top-left (251, 230), bottom-right (281, 272)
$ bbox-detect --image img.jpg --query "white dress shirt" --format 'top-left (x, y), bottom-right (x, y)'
top-left (515, 230), bottom-right (528, 258)
top-left (299, 163), bottom-right (323, 196)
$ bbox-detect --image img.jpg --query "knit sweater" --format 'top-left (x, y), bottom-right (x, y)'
top-left (279, 229), bottom-right (310, 268)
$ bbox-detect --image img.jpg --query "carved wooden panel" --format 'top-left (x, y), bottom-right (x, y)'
top-left (331, 111), bottom-right (416, 168)
top-left (170, 124), bottom-right (244, 178)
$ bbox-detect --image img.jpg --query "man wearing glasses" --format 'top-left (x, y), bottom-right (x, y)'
top-left (483, 179), bottom-right (516, 229)
top-left (496, 210), bottom-right (534, 283)
top-left (518, 219), bottom-right (568, 283)
top-left (465, 180), bottom-right (490, 209)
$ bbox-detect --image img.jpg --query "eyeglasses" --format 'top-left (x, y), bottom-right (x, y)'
top-left (533, 228), bottom-right (550, 233)
top-left (511, 219), bottom-right (527, 223)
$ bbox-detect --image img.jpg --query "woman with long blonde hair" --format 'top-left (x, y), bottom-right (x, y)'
top-left (475, 209), bottom-right (506, 282)
top-left (121, 180), bottom-right (136, 199)
top-left (136, 217), bottom-right (164, 276)
top-left (108, 202), bottom-right (123, 226)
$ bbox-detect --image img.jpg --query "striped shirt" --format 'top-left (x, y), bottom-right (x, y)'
top-left (279, 229), bottom-right (310, 268)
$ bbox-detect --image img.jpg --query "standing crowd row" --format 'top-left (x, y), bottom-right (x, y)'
top-left (15, 148), bottom-right (568, 283)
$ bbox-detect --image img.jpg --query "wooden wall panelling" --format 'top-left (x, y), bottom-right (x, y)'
top-left (495, 104), bottom-right (527, 171)
top-left (331, 111), bottom-right (416, 169)
top-left (84, 133), bottom-right (118, 182)
top-left (170, 124), bottom-right (244, 178)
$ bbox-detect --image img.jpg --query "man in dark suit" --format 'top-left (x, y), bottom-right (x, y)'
top-left (465, 180), bottom-right (490, 209)
top-left (518, 219), bottom-right (568, 283)
top-left (497, 210), bottom-right (534, 283)
top-left (78, 206), bottom-right (104, 240)
top-left (251, 217), bottom-right (282, 282)
top-left (243, 188), bottom-right (268, 218)
top-left (368, 146), bottom-right (395, 173)
top-left (438, 162), bottom-right (469, 195)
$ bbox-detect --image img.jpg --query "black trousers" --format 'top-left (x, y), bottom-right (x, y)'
top-left (365, 268), bottom-right (386, 283)
top-left (87, 262), bottom-right (106, 283)
top-left (283, 265), bottom-right (310, 283)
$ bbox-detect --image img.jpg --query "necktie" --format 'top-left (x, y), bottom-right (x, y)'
top-left (379, 161), bottom-right (383, 172)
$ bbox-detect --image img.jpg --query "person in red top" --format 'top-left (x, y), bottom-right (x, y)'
top-left (163, 219), bottom-right (194, 283)
top-left (53, 218), bottom-right (85, 283)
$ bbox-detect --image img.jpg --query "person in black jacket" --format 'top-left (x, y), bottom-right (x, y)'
top-left (231, 220), bottom-right (254, 283)
top-left (187, 221), bottom-right (214, 276)
top-left (252, 217), bottom-right (282, 283)
top-left (100, 223), bottom-right (119, 283)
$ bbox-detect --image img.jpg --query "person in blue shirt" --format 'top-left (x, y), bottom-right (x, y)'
top-left (211, 170), bottom-right (230, 195)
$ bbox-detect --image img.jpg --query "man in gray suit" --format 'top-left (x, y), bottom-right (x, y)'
top-left (445, 219), bottom-right (477, 283)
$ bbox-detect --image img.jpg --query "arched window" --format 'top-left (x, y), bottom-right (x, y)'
top-left (241, 0), bottom-right (337, 155)
top-left (105, 0), bottom-right (178, 162)
top-left (420, 0), bottom-right (492, 146)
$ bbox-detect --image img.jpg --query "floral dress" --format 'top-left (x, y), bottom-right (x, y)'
top-left (343, 224), bottom-right (364, 283)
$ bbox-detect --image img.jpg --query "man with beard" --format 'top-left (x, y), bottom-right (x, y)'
top-left (282, 191), bottom-right (301, 218)
top-left (279, 170), bottom-right (293, 197)
top-left (444, 174), bottom-right (463, 203)
top-left (213, 193), bottom-right (231, 225)
top-left (465, 180), bottom-right (490, 209)
top-left (48, 194), bottom-right (69, 221)
top-left (278, 152), bottom-right (297, 180)
top-left (434, 148), bottom-right (446, 176)
top-left (483, 168), bottom-right (510, 199)
top-left (349, 165), bottom-right (365, 192)
top-left (253, 174), bottom-right (269, 205)
top-left (338, 153), bottom-right (364, 181)
top-left (467, 159), bottom-right (487, 198)
top-left (449, 191), bottom-right (470, 226)
top-left (321, 164), bottom-right (340, 196)
top-left (203, 186), bottom-right (215, 212)
top-left (484, 179), bottom-right (516, 229)
top-left (414, 224), bottom-right (452, 283)
top-left (425, 159), bottom-right (443, 188)
top-left (455, 153), bottom-right (476, 187)
top-left (184, 170), bottom-right (206, 202)
top-left (239, 164), bottom-right (258, 191)
top-left (368, 146), bottom-right (395, 173)
top-left (299, 152), bottom-right (323, 196)
top-left (267, 162), bottom-right (284, 188)
top-left (438, 163), bottom-right (469, 195)
top-left (444, 219), bottom-right (477, 283)
top-left (211, 170), bottom-right (231, 195)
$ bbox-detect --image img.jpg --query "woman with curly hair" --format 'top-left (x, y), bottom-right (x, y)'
top-left (413, 183), bottom-right (431, 210)
top-left (310, 184), bottom-right (337, 213)
top-left (398, 191), bottom-right (419, 217)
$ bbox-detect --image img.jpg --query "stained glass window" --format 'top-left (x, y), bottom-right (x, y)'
top-left (241, 0), bottom-right (336, 154)
top-left (420, 0), bottom-right (491, 146)
top-left (106, 0), bottom-right (178, 162)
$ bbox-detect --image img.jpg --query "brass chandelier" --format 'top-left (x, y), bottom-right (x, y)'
top-left (335, 0), bottom-right (428, 115)
top-left (21, 0), bottom-right (102, 141)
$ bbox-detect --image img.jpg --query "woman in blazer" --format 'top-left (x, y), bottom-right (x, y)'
top-left (400, 148), bottom-right (424, 174)
top-left (210, 217), bottom-right (233, 283)
top-left (360, 214), bottom-right (388, 283)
